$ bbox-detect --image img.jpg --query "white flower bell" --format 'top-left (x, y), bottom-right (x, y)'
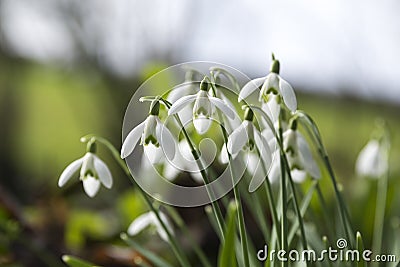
top-left (58, 141), bottom-right (113, 198)
top-left (355, 139), bottom-right (388, 179)
top-left (127, 211), bottom-right (173, 243)
top-left (226, 107), bottom-right (273, 192)
top-left (121, 100), bottom-right (175, 163)
top-left (238, 56), bottom-right (297, 116)
top-left (168, 78), bottom-right (236, 134)
top-left (269, 119), bottom-right (320, 183)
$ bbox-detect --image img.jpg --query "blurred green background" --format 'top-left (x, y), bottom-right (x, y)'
top-left (0, 1), bottom-right (399, 266)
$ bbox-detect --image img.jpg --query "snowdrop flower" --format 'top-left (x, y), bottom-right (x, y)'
top-left (127, 211), bottom-right (173, 242)
top-left (355, 139), bottom-right (388, 178)
top-left (226, 107), bottom-right (272, 192)
top-left (168, 78), bottom-right (236, 134)
top-left (238, 56), bottom-right (297, 116)
top-left (121, 100), bottom-right (175, 163)
top-left (270, 119), bottom-right (320, 183)
top-left (167, 71), bottom-right (198, 126)
top-left (58, 142), bottom-right (113, 198)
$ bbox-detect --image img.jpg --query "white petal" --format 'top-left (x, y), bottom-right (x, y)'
top-left (193, 116), bottom-right (211, 134)
top-left (163, 161), bottom-right (180, 181)
top-left (168, 94), bottom-right (197, 115)
top-left (121, 120), bottom-right (147, 158)
top-left (93, 155), bottom-right (113, 188)
top-left (268, 152), bottom-right (281, 184)
top-left (355, 140), bottom-right (384, 178)
top-left (262, 96), bottom-right (280, 122)
top-left (144, 144), bottom-right (163, 164)
top-left (167, 83), bottom-right (196, 103)
top-left (177, 105), bottom-right (193, 127)
top-left (58, 157), bottom-right (83, 187)
top-left (82, 176), bottom-right (101, 197)
top-left (154, 212), bottom-right (174, 242)
top-left (156, 120), bottom-right (176, 160)
top-left (246, 153), bottom-right (266, 192)
top-left (279, 77), bottom-right (297, 112)
top-left (238, 77), bottom-right (265, 102)
top-left (219, 144), bottom-right (229, 164)
top-left (297, 132), bottom-right (320, 179)
top-left (254, 130), bottom-right (272, 168)
top-left (190, 172), bottom-right (204, 184)
top-left (127, 212), bottom-right (154, 236)
top-left (208, 96), bottom-right (236, 119)
top-left (227, 122), bottom-right (248, 155)
top-left (291, 169), bottom-right (307, 183)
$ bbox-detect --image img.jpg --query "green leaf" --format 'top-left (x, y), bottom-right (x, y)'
top-left (62, 255), bottom-right (100, 267)
top-left (218, 201), bottom-right (238, 267)
top-left (120, 233), bottom-right (174, 267)
top-left (356, 232), bottom-right (366, 267)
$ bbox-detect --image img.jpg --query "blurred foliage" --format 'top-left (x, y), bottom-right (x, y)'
top-left (0, 55), bottom-right (399, 265)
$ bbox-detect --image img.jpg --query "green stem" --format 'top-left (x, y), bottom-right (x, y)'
top-left (84, 135), bottom-right (191, 267)
top-left (372, 172), bottom-right (388, 259)
top-left (161, 99), bottom-right (226, 240)
top-left (209, 78), bottom-right (249, 267)
top-left (280, 153), bottom-right (310, 266)
top-left (278, 117), bottom-right (288, 267)
top-left (295, 111), bottom-right (354, 246)
top-left (165, 207), bottom-right (213, 267)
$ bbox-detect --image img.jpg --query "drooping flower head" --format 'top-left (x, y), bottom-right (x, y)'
top-left (121, 100), bottom-right (175, 164)
top-left (238, 54), bottom-right (297, 121)
top-left (168, 77), bottom-right (236, 134)
top-left (127, 211), bottom-right (173, 243)
top-left (355, 121), bottom-right (389, 179)
top-left (269, 119), bottom-right (320, 183)
top-left (58, 140), bottom-right (113, 197)
top-left (226, 107), bottom-right (273, 192)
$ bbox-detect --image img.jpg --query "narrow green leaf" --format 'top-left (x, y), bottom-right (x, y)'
top-left (62, 255), bottom-right (100, 267)
top-left (218, 201), bottom-right (238, 267)
top-left (356, 232), bottom-right (366, 267)
top-left (120, 233), bottom-right (174, 267)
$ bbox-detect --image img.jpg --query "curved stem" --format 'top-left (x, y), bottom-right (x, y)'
top-left (83, 134), bottom-right (191, 267)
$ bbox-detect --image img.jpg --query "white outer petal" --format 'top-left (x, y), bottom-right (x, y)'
top-left (193, 116), bottom-right (211, 134)
top-left (167, 83), bottom-right (196, 103)
top-left (163, 161), bottom-right (180, 181)
top-left (156, 119), bottom-right (176, 160)
top-left (154, 212), bottom-right (174, 242)
top-left (268, 151), bottom-right (281, 184)
top-left (144, 144), bottom-right (163, 165)
top-left (249, 130), bottom-right (272, 192)
top-left (297, 132), bottom-right (321, 179)
top-left (127, 212), bottom-right (154, 236)
top-left (168, 94), bottom-right (197, 115)
top-left (121, 120), bottom-right (147, 158)
top-left (291, 169), bottom-right (307, 183)
top-left (227, 121), bottom-right (248, 155)
top-left (246, 152), bottom-right (266, 193)
top-left (254, 129), bottom-right (272, 168)
top-left (208, 96), bottom-right (236, 119)
top-left (355, 140), bottom-right (384, 178)
top-left (279, 77), bottom-right (297, 112)
top-left (82, 176), bottom-right (101, 198)
top-left (93, 155), bottom-right (113, 188)
top-left (238, 77), bottom-right (265, 102)
top-left (58, 157), bottom-right (83, 187)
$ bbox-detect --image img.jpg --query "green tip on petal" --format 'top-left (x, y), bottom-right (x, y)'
top-left (244, 107), bottom-right (254, 121)
top-left (200, 77), bottom-right (209, 91)
top-left (149, 100), bottom-right (160, 116)
top-left (270, 59), bottom-right (280, 74)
